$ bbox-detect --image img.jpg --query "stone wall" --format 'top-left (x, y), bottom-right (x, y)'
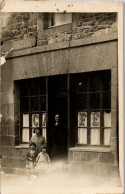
top-left (68, 149), bottom-right (119, 177)
top-left (1, 13), bottom-right (117, 47)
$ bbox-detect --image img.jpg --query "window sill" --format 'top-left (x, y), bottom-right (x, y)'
top-left (69, 146), bottom-right (111, 153)
top-left (15, 144), bottom-right (29, 149)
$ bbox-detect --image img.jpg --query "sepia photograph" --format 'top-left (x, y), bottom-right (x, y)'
top-left (0, 1), bottom-right (124, 194)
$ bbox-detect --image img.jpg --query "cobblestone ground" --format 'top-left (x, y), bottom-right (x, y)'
top-left (1, 162), bottom-right (123, 194)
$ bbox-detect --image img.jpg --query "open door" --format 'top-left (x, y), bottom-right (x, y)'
top-left (48, 96), bottom-right (68, 161)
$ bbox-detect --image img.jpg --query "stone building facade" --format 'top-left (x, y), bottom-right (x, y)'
top-left (0, 12), bottom-right (119, 178)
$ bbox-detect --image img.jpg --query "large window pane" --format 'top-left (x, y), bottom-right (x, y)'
top-left (41, 96), bottom-right (46, 111)
top-left (78, 128), bottom-right (87, 144)
top-left (77, 94), bottom-right (87, 110)
top-left (91, 128), bottom-right (100, 145)
top-left (30, 80), bottom-right (39, 96)
top-left (103, 72), bottom-right (111, 91)
top-left (90, 76), bottom-right (100, 92)
top-left (104, 111), bottom-right (111, 127)
top-left (90, 93), bottom-right (100, 109)
top-left (20, 97), bottom-right (29, 112)
top-left (103, 92), bottom-right (111, 109)
top-left (22, 128), bottom-right (29, 142)
top-left (23, 114), bottom-right (29, 127)
top-left (104, 128), bottom-right (111, 145)
top-left (31, 97), bottom-right (39, 111)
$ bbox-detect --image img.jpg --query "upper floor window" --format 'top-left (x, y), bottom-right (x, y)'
top-left (49, 13), bottom-right (72, 27)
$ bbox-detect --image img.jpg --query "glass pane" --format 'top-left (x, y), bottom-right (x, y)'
top-left (30, 80), bottom-right (39, 96)
top-left (22, 128), bottom-right (29, 142)
top-left (103, 71), bottom-right (111, 91)
top-left (103, 92), bottom-right (111, 109)
top-left (20, 97), bottom-right (29, 112)
top-left (41, 96), bottom-right (46, 111)
top-left (23, 114), bottom-right (29, 127)
top-left (32, 114), bottom-right (39, 127)
top-left (78, 128), bottom-right (87, 144)
top-left (40, 78), bottom-right (46, 95)
top-left (42, 128), bottom-right (46, 140)
top-left (20, 81), bottom-right (29, 96)
top-left (77, 94), bottom-right (87, 110)
top-left (90, 111), bottom-right (100, 127)
top-left (90, 76), bottom-right (100, 92)
top-left (42, 113), bottom-right (46, 127)
top-left (77, 81), bottom-right (87, 93)
top-left (91, 128), bottom-right (100, 145)
top-left (31, 97), bottom-right (39, 111)
top-left (90, 93), bottom-right (100, 109)
top-left (104, 111), bottom-right (111, 127)
top-left (78, 112), bottom-right (87, 127)
top-left (104, 128), bottom-right (111, 145)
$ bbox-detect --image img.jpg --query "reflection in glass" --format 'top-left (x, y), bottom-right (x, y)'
top-left (78, 128), bottom-right (87, 144)
top-left (22, 128), bottom-right (29, 142)
top-left (104, 128), bottom-right (111, 145)
top-left (91, 128), bottom-right (100, 145)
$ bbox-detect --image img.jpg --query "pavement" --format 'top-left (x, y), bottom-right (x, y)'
top-left (0, 162), bottom-right (123, 194)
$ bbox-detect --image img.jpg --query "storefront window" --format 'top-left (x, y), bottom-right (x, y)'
top-left (71, 70), bottom-right (111, 146)
top-left (20, 78), bottom-right (47, 143)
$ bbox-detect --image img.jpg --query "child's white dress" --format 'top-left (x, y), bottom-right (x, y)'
top-left (35, 152), bottom-right (50, 170)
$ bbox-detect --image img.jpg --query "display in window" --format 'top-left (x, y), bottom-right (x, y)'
top-left (23, 114), bottom-right (29, 127)
top-left (91, 128), bottom-right (100, 145)
top-left (104, 111), bottom-right (111, 127)
top-left (42, 113), bottom-right (46, 127)
top-left (22, 128), bottom-right (29, 142)
top-left (78, 111), bottom-right (87, 127)
top-left (78, 128), bottom-right (87, 144)
top-left (91, 111), bottom-right (100, 127)
top-left (104, 128), bottom-right (111, 145)
top-left (32, 114), bottom-right (39, 127)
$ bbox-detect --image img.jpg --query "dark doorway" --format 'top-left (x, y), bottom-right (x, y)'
top-left (48, 75), bottom-right (68, 161)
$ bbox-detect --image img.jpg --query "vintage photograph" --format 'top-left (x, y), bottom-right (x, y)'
top-left (0, 2), bottom-right (124, 193)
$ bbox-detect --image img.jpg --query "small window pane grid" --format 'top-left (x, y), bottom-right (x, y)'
top-left (75, 71), bottom-right (111, 146)
top-left (20, 78), bottom-right (47, 143)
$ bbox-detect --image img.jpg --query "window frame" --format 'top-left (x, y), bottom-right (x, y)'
top-left (70, 70), bottom-right (111, 146)
top-left (19, 78), bottom-right (47, 144)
